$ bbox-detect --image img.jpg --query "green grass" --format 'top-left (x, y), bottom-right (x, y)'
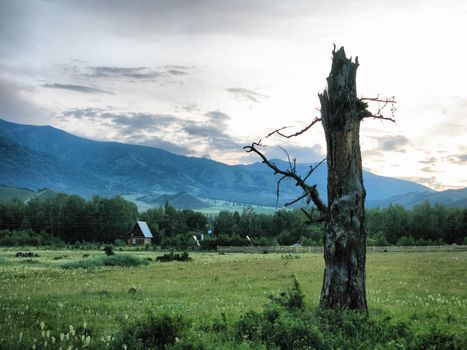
top-left (0, 249), bottom-right (465, 349)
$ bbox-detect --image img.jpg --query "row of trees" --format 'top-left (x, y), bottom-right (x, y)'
top-left (0, 194), bottom-right (138, 243)
top-left (366, 202), bottom-right (466, 245)
top-left (0, 193), bottom-right (466, 246)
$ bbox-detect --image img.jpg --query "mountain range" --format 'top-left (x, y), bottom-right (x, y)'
top-left (0, 118), bottom-right (465, 209)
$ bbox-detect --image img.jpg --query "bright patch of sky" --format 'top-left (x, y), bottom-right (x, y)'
top-left (0, 0), bottom-right (466, 190)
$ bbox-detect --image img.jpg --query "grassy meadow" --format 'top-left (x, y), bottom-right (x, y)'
top-left (0, 249), bottom-right (466, 349)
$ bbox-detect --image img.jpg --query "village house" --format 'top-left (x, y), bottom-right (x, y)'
top-left (126, 221), bottom-right (153, 245)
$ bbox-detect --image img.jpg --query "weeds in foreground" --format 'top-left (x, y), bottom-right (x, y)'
top-left (109, 277), bottom-right (466, 350)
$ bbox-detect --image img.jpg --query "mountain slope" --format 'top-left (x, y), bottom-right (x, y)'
top-left (0, 118), bottom-right (436, 207)
top-left (138, 192), bottom-right (210, 210)
top-left (373, 188), bottom-right (467, 208)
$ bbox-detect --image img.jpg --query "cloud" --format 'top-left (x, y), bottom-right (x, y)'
top-left (182, 111), bottom-right (244, 151)
top-left (167, 69), bottom-right (188, 76)
top-left (60, 107), bottom-right (105, 121)
top-left (179, 104), bottom-right (201, 113)
top-left (42, 83), bottom-right (112, 94)
top-left (444, 154), bottom-right (467, 165)
top-left (128, 137), bottom-right (192, 156)
top-left (376, 135), bottom-right (410, 152)
top-left (402, 175), bottom-right (443, 190)
top-left (85, 66), bottom-right (160, 80)
top-left (110, 113), bottom-right (179, 134)
top-left (83, 65), bottom-right (194, 81)
top-left (363, 134), bottom-right (411, 159)
top-left (0, 77), bottom-right (49, 123)
top-left (227, 87), bottom-right (269, 103)
top-left (265, 143), bottom-right (324, 163)
top-left (418, 156), bottom-right (437, 165)
top-left (60, 108), bottom-right (178, 134)
top-left (58, 108), bottom-right (244, 155)
top-left (420, 166), bottom-right (442, 173)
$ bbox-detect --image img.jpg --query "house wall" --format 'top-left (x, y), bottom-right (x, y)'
top-left (126, 223), bottom-right (153, 245)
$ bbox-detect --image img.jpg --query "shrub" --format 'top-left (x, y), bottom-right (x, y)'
top-left (61, 254), bottom-right (148, 269)
top-left (236, 311), bottom-right (267, 342)
top-left (15, 251), bottom-right (39, 258)
top-left (52, 255), bottom-right (69, 260)
top-left (119, 314), bottom-right (187, 350)
top-left (412, 324), bottom-right (466, 350)
top-left (0, 229), bottom-right (64, 246)
top-left (103, 245), bottom-right (114, 256)
top-left (397, 236), bottom-right (415, 246)
top-left (156, 251), bottom-right (192, 262)
top-left (113, 239), bottom-right (126, 247)
top-left (374, 232), bottom-right (389, 246)
top-left (268, 275), bottom-right (305, 311)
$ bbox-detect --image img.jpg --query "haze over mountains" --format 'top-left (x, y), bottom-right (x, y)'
top-left (0, 118), bottom-right (465, 209)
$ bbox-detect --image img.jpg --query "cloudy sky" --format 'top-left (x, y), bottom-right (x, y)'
top-left (0, 0), bottom-right (466, 190)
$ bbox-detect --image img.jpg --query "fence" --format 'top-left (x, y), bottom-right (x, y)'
top-left (216, 245), bottom-right (467, 254)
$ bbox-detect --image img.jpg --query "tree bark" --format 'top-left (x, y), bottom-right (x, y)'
top-left (318, 47), bottom-right (368, 311)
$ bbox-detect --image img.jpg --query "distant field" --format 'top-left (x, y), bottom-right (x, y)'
top-left (0, 250), bottom-right (465, 349)
top-left (197, 204), bottom-right (279, 215)
top-left (122, 194), bottom-right (280, 214)
top-left (0, 186), bottom-right (56, 203)
top-left (0, 186), bottom-right (36, 202)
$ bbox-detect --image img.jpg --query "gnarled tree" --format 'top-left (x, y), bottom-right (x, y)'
top-left (245, 46), bottom-right (395, 312)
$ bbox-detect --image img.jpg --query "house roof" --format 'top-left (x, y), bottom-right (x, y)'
top-left (136, 221), bottom-right (153, 238)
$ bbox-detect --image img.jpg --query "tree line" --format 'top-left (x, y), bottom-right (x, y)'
top-left (0, 193), bottom-right (465, 247)
top-left (366, 202), bottom-right (466, 246)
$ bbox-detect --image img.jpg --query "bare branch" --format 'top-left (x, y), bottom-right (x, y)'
top-left (360, 95), bottom-right (397, 122)
top-left (303, 158), bottom-right (326, 183)
top-left (285, 193), bottom-right (308, 207)
top-left (363, 115), bottom-right (395, 122)
top-left (266, 117), bottom-right (322, 139)
top-left (301, 208), bottom-right (313, 223)
top-left (276, 175), bottom-right (287, 207)
top-left (301, 207), bottom-right (328, 224)
top-left (278, 146), bottom-right (296, 173)
top-left (360, 96), bottom-right (396, 104)
top-left (244, 141), bottom-right (327, 213)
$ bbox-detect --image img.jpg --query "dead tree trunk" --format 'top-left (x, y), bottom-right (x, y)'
top-left (318, 47), bottom-right (368, 311)
top-left (245, 46), bottom-right (394, 312)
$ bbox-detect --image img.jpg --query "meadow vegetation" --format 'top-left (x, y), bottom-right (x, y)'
top-left (0, 249), bottom-right (465, 349)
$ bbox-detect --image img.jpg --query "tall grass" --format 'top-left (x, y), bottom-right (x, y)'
top-left (60, 254), bottom-right (149, 269)
top-left (0, 250), bottom-right (465, 349)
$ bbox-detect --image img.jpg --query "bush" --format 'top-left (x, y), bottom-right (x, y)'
top-left (268, 275), bottom-right (305, 311)
top-left (374, 232), bottom-right (389, 246)
top-left (156, 251), bottom-right (192, 262)
top-left (397, 236), bottom-right (414, 246)
top-left (118, 313), bottom-right (187, 350)
top-left (61, 254), bottom-right (149, 269)
top-left (15, 251), bottom-right (39, 258)
top-left (103, 245), bottom-right (114, 256)
top-left (0, 229), bottom-right (64, 247)
top-left (114, 239), bottom-right (126, 247)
